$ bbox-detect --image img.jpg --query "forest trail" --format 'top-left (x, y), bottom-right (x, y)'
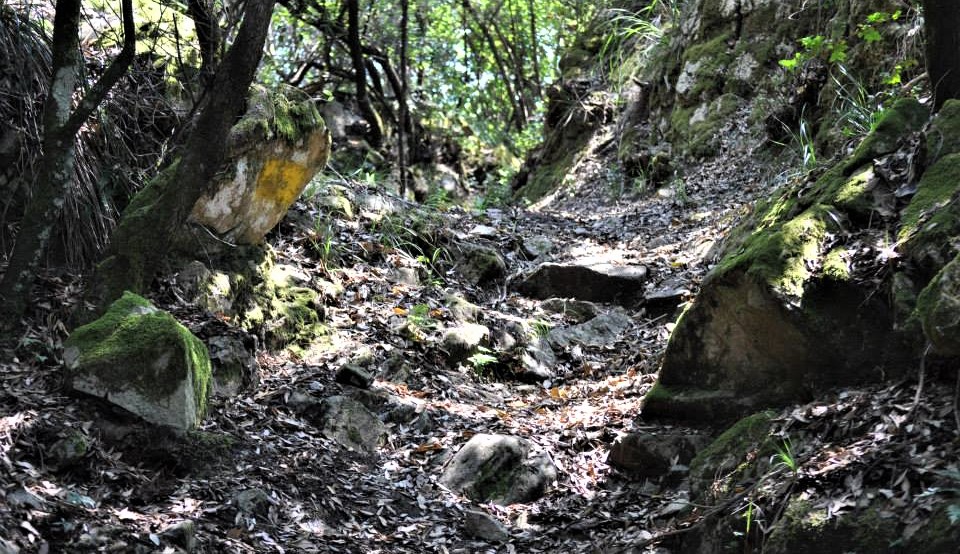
top-left (0, 112), bottom-right (785, 553)
top-left (5, 111), bottom-right (955, 553)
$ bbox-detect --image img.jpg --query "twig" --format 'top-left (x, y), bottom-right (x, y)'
top-left (954, 367), bottom-right (960, 436)
top-left (907, 342), bottom-right (932, 421)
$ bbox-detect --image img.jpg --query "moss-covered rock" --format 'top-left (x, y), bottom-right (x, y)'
top-left (648, 99), bottom-right (929, 421)
top-left (915, 252), bottom-right (960, 356)
top-left (190, 84), bottom-right (331, 245)
top-left (689, 411), bottom-right (775, 500)
top-left (63, 292), bottom-right (211, 432)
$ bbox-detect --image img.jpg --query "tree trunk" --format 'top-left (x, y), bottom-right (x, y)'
top-left (346, 0), bottom-right (383, 147)
top-left (90, 0), bottom-right (277, 308)
top-left (923, 0), bottom-right (960, 110)
top-left (0, 0), bottom-right (135, 322)
top-left (398, 0), bottom-right (409, 196)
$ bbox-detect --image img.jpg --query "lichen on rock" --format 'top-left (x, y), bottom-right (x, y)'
top-left (190, 84), bottom-right (331, 245)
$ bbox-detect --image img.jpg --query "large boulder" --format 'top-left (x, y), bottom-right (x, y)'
top-left (63, 292), bottom-right (211, 432)
top-left (646, 99), bottom-right (940, 422)
top-left (190, 85), bottom-right (331, 244)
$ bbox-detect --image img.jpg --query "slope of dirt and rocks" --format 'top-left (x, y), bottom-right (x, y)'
top-left (3, 1), bottom-right (960, 553)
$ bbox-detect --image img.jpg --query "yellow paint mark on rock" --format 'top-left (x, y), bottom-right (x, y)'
top-left (255, 159), bottom-right (311, 206)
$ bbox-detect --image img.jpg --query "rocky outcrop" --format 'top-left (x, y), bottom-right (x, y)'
top-left (63, 292), bottom-right (211, 432)
top-left (189, 85), bottom-right (331, 245)
top-left (644, 99), bottom-right (944, 422)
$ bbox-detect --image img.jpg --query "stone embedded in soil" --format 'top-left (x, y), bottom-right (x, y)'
top-left (607, 431), bottom-right (709, 477)
top-left (440, 433), bottom-right (557, 505)
top-left (441, 324), bottom-right (490, 365)
top-left (518, 338), bottom-right (557, 382)
top-left (540, 297), bottom-right (599, 323)
top-left (306, 395), bottom-right (387, 452)
top-left (521, 236), bottom-right (555, 259)
top-left (463, 509), bottom-right (510, 542)
top-left (547, 310), bottom-right (633, 349)
top-left (335, 364), bottom-right (374, 389)
top-left (234, 488), bottom-right (272, 517)
top-left (63, 292), bottom-right (211, 433)
top-left (516, 263), bottom-right (648, 304)
top-left (455, 242), bottom-right (507, 285)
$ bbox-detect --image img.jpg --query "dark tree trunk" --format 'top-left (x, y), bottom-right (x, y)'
top-left (0, 0), bottom-right (135, 322)
top-left (91, 0), bottom-right (277, 308)
top-left (346, 0), bottom-right (383, 147)
top-left (187, 0), bottom-right (223, 83)
top-left (398, 0), bottom-right (409, 196)
top-left (923, 0), bottom-right (960, 110)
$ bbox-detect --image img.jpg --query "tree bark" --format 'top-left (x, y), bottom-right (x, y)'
top-left (346, 0), bottom-right (383, 147)
top-left (923, 0), bottom-right (960, 110)
top-left (91, 0), bottom-right (277, 308)
top-left (398, 0), bottom-right (409, 196)
top-left (0, 0), bottom-right (135, 322)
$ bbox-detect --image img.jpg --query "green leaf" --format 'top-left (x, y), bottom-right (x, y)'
top-left (947, 504), bottom-right (960, 525)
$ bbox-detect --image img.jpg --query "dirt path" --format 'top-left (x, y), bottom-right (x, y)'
top-left (0, 116), bottom-right (789, 553)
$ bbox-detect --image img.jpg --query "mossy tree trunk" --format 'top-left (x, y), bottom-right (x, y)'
top-left (923, 0), bottom-right (960, 110)
top-left (0, 0), bottom-right (135, 324)
top-left (90, 0), bottom-right (277, 309)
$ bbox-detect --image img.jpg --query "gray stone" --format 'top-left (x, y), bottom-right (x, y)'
top-left (455, 243), bottom-right (507, 285)
top-left (234, 488), bottom-right (272, 517)
top-left (442, 324), bottom-right (490, 365)
top-left (607, 431), bottom-right (709, 477)
top-left (306, 395), bottom-right (387, 452)
top-left (205, 332), bottom-right (259, 397)
top-left (336, 364), bottom-right (374, 388)
top-left (518, 339), bottom-right (556, 383)
top-left (160, 520), bottom-right (196, 552)
top-left (521, 236), bottom-right (555, 259)
top-left (516, 263), bottom-right (648, 305)
top-left (444, 293), bottom-right (481, 323)
top-left (540, 298), bottom-right (599, 323)
top-left (548, 310), bottom-right (633, 349)
top-left (388, 267), bottom-right (420, 287)
top-left (464, 509), bottom-right (510, 542)
top-left (63, 292), bottom-right (211, 433)
top-left (440, 433), bottom-right (557, 505)
top-left (468, 224), bottom-right (499, 239)
top-left (48, 432), bottom-right (89, 468)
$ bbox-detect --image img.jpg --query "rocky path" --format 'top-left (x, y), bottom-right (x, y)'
top-left (0, 117), bottom-right (792, 553)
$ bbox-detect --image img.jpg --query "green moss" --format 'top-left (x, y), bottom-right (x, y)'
top-left (914, 252), bottom-right (960, 355)
top-left (679, 32), bottom-right (733, 102)
top-left (926, 99), bottom-right (960, 165)
top-left (65, 292), bottom-right (211, 419)
top-left (822, 247), bottom-right (851, 281)
top-left (516, 148), bottom-right (577, 201)
top-left (232, 84), bottom-right (325, 145)
top-left (847, 97), bottom-right (928, 170)
top-left (644, 382), bottom-right (674, 403)
top-left (714, 205), bottom-right (829, 298)
top-left (830, 166), bottom-right (874, 215)
top-left (899, 153), bottom-right (960, 243)
top-left (766, 499), bottom-right (899, 553)
top-left (690, 411), bottom-right (775, 475)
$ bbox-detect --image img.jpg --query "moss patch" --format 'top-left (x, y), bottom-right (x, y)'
top-left (689, 411), bottom-right (775, 499)
top-left (926, 99), bottom-right (960, 165)
top-left (899, 153), bottom-right (960, 246)
top-left (847, 97), bottom-right (928, 170)
top-left (65, 292), bottom-right (211, 420)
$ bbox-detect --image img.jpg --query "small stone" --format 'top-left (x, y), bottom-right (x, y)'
top-left (305, 395), bottom-right (387, 452)
top-left (522, 236), bottom-right (555, 259)
top-left (388, 267), bottom-right (420, 287)
top-left (464, 509), bottom-right (509, 542)
top-left (161, 520), bottom-right (196, 552)
top-left (234, 488), bottom-right (272, 517)
top-left (335, 365), bottom-right (373, 388)
top-left (441, 324), bottom-right (490, 365)
top-left (49, 432), bottom-right (89, 468)
top-left (607, 432), bottom-right (708, 477)
top-left (444, 293), bottom-right (481, 323)
top-left (540, 298), bottom-right (598, 323)
top-left (517, 263), bottom-right (648, 305)
top-left (468, 224), bottom-right (499, 238)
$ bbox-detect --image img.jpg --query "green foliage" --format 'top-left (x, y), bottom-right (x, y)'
top-left (778, 35), bottom-right (847, 71)
top-left (467, 345), bottom-right (498, 376)
top-left (771, 437), bottom-right (799, 476)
